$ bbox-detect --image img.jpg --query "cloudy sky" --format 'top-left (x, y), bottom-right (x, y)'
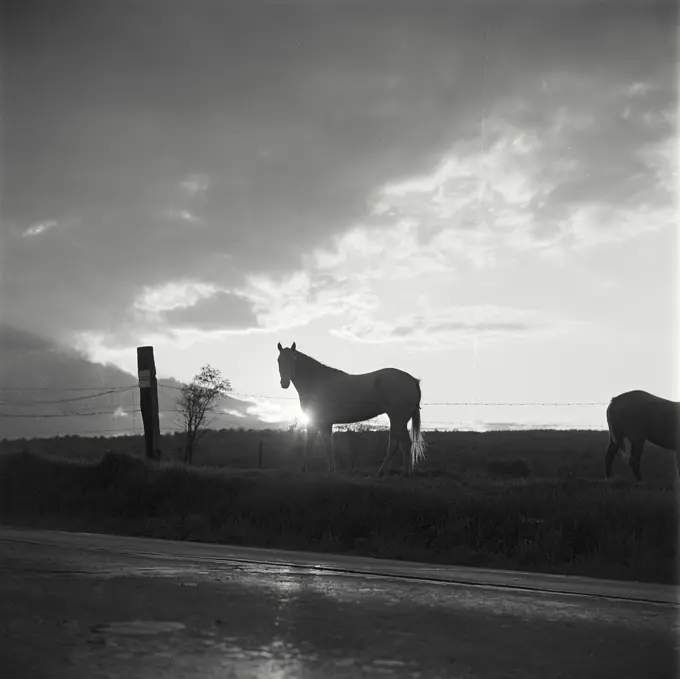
top-left (2, 0), bottom-right (677, 437)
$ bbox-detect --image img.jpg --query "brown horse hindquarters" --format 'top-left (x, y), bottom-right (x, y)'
top-left (374, 369), bottom-right (421, 420)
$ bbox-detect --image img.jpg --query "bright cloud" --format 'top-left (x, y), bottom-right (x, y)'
top-left (180, 173), bottom-right (210, 198)
top-left (163, 208), bottom-right (202, 224)
top-left (222, 408), bottom-right (245, 418)
top-left (23, 220), bottom-right (58, 237)
top-left (368, 96), bottom-right (675, 260)
top-left (232, 394), bottom-right (298, 425)
top-left (133, 281), bottom-right (219, 314)
top-left (332, 304), bottom-right (583, 350)
top-left (237, 271), bottom-right (379, 332)
top-left (312, 219), bottom-right (455, 282)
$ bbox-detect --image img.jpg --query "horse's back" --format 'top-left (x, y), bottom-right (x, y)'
top-left (367, 366), bottom-right (418, 381)
top-left (609, 390), bottom-right (678, 412)
top-left (369, 368), bottom-right (420, 394)
top-left (332, 368), bottom-right (419, 397)
top-left (607, 390), bottom-right (679, 450)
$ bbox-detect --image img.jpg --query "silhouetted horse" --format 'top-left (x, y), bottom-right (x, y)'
top-left (277, 342), bottom-right (426, 475)
top-left (605, 390), bottom-right (679, 481)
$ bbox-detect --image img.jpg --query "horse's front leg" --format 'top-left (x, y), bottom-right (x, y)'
top-left (301, 426), bottom-right (317, 473)
top-left (319, 425), bottom-right (335, 474)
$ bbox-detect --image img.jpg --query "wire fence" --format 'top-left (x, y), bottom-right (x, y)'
top-left (0, 382), bottom-right (611, 407)
top-left (0, 381), bottom-right (611, 437)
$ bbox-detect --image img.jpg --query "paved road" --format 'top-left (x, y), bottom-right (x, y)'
top-left (0, 527), bottom-right (677, 678)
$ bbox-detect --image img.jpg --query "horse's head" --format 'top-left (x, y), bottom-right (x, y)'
top-left (277, 341), bottom-right (298, 389)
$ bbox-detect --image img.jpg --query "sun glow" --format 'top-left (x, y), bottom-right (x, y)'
top-left (297, 412), bottom-right (311, 427)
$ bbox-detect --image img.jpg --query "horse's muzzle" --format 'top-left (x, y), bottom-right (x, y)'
top-left (280, 379), bottom-right (290, 389)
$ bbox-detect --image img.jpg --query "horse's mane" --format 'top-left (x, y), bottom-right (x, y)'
top-left (296, 351), bottom-right (347, 378)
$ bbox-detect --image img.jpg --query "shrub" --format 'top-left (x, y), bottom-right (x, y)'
top-left (95, 450), bottom-right (150, 489)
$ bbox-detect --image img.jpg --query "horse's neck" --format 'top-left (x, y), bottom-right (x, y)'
top-left (293, 355), bottom-right (342, 394)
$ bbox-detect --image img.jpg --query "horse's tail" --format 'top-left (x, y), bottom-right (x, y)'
top-left (410, 379), bottom-right (427, 468)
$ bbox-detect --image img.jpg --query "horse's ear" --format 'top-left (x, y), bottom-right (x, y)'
top-left (277, 342), bottom-right (283, 351)
top-left (291, 342), bottom-right (296, 352)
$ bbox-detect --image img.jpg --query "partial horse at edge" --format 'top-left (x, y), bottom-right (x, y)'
top-left (604, 389), bottom-right (679, 481)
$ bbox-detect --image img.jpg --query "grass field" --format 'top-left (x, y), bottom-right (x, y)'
top-left (0, 428), bottom-right (677, 585)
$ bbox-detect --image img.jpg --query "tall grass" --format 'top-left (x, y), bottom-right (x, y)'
top-left (0, 447), bottom-right (676, 584)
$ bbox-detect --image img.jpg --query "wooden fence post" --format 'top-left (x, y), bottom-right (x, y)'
top-left (137, 346), bottom-right (161, 461)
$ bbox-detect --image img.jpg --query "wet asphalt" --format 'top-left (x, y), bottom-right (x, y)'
top-left (0, 528), bottom-right (677, 678)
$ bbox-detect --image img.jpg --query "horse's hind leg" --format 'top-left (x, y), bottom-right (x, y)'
top-left (628, 439), bottom-right (644, 482)
top-left (377, 429), bottom-right (399, 477)
top-left (396, 424), bottom-right (411, 476)
top-left (604, 435), bottom-right (620, 479)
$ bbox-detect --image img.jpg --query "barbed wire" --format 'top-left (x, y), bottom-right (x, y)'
top-left (0, 410), bottom-right (128, 419)
top-left (0, 385), bottom-right (139, 392)
top-left (0, 387), bottom-right (610, 409)
top-left (0, 380), bottom-right (612, 451)
top-left (0, 386), bottom-right (136, 406)
top-left (0, 408), bottom-right (247, 419)
top-left (223, 389), bottom-right (610, 406)
top-left (0, 407), bottom-right (602, 434)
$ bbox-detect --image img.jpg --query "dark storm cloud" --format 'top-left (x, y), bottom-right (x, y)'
top-left (0, 324), bottom-right (278, 438)
top-left (0, 324), bottom-right (136, 390)
top-left (2, 0), bottom-right (675, 342)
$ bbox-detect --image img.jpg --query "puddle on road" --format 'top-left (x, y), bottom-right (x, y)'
top-left (91, 621), bottom-right (186, 636)
top-left (87, 564), bottom-right (215, 579)
top-left (78, 629), bottom-right (423, 679)
top-left (19, 567), bottom-right (92, 577)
